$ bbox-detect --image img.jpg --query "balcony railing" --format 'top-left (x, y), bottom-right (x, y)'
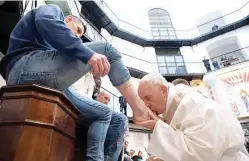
top-left (210, 46), bottom-right (249, 71)
top-left (157, 62), bottom-right (206, 75)
top-left (94, 0), bottom-right (249, 40)
top-left (120, 52), bottom-right (206, 75)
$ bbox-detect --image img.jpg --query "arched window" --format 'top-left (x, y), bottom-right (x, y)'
top-left (148, 8), bottom-right (176, 39)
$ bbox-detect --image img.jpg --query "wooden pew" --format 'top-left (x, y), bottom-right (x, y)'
top-left (0, 84), bottom-right (80, 161)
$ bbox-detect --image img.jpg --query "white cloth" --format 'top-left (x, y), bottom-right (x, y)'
top-left (148, 84), bottom-right (249, 161)
top-left (69, 73), bottom-right (95, 97)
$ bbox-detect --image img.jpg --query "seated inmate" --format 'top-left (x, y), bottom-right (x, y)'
top-left (0, 4), bottom-right (156, 161)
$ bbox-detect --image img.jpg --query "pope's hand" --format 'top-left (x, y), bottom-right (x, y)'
top-left (135, 108), bottom-right (160, 130)
top-left (146, 156), bottom-right (164, 161)
top-left (133, 105), bottom-right (160, 122)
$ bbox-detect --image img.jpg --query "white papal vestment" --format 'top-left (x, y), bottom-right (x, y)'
top-left (147, 84), bottom-right (249, 161)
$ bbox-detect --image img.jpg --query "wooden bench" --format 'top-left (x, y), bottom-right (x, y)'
top-left (0, 84), bottom-right (81, 161)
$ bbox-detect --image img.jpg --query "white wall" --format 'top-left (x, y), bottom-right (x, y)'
top-left (195, 10), bottom-right (225, 35)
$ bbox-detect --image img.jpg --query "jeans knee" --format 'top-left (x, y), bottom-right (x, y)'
top-left (100, 108), bottom-right (112, 122)
top-left (116, 114), bottom-right (128, 132)
top-left (103, 42), bottom-right (121, 63)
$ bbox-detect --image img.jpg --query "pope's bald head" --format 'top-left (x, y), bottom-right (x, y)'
top-left (138, 74), bottom-right (168, 94)
top-left (138, 74), bottom-right (169, 114)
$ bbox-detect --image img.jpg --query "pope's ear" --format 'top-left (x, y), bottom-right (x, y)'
top-left (161, 85), bottom-right (168, 95)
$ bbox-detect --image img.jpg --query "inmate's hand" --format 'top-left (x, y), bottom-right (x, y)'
top-left (88, 53), bottom-right (110, 77)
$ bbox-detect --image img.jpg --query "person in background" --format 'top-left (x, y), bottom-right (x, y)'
top-left (136, 74), bottom-right (249, 161)
top-left (202, 56), bottom-right (212, 72)
top-left (124, 141), bottom-right (129, 155)
top-left (92, 75), bottom-right (101, 99)
top-left (132, 151), bottom-right (143, 161)
top-left (212, 60), bottom-right (220, 70)
top-left (171, 78), bottom-right (190, 86)
top-left (130, 149), bottom-right (136, 158)
top-left (119, 96), bottom-right (128, 116)
top-left (96, 91), bottom-right (111, 105)
top-left (123, 141), bottom-right (133, 161)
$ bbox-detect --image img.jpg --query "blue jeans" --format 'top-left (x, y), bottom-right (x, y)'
top-left (7, 42), bottom-right (131, 161)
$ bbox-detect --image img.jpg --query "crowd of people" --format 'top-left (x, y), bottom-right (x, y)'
top-left (1, 4), bottom-right (249, 161)
top-left (123, 141), bottom-right (144, 161)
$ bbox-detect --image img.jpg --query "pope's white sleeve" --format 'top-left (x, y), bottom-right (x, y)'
top-left (147, 106), bottom-right (228, 161)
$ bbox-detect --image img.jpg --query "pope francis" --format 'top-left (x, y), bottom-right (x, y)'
top-left (136, 74), bottom-right (249, 161)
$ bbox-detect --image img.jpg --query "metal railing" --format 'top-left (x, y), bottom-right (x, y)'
top-left (94, 0), bottom-right (249, 40)
top-left (210, 46), bottom-right (249, 71)
top-left (121, 52), bottom-right (206, 74)
top-left (157, 62), bottom-right (206, 75)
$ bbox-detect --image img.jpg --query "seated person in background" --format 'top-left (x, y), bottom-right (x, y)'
top-left (136, 74), bottom-right (249, 161)
top-left (0, 5), bottom-right (156, 161)
top-left (171, 78), bottom-right (189, 86)
top-left (132, 151), bottom-right (143, 161)
top-left (96, 90), bottom-right (111, 105)
top-left (130, 149), bottom-right (136, 158)
top-left (212, 60), bottom-right (220, 70)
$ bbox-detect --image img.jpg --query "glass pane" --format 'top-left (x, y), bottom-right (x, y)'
top-left (170, 36), bottom-right (177, 39)
top-left (154, 36), bottom-right (161, 39)
top-left (157, 56), bottom-right (165, 62)
top-left (167, 67), bottom-right (176, 74)
top-left (159, 28), bottom-right (167, 31)
top-left (167, 49), bottom-right (179, 55)
top-left (152, 28), bottom-right (158, 31)
top-left (159, 67), bottom-right (167, 74)
top-left (175, 56), bottom-right (183, 62)
top-left (167, 62), bottom-right (176, 66)
top-left (152, 31), bottom-right (160, 36)
top-left (160, 31), bottom-right (168, 36)
top-left (158, 62), bottom-right (166, 66)
top-left (176, 66), bottom-right (187, 74)
top-left (166, 56), bottom-right (175, 63)
top-left (168, 30), bottom-right (176, 36)
top-left (177, 62), bottom-right (184, 66)
top-left (161, 36), bottom-right (169, 39)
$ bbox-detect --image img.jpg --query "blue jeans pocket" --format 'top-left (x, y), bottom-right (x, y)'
top-left (18, 71), bottom-right (59, 89)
